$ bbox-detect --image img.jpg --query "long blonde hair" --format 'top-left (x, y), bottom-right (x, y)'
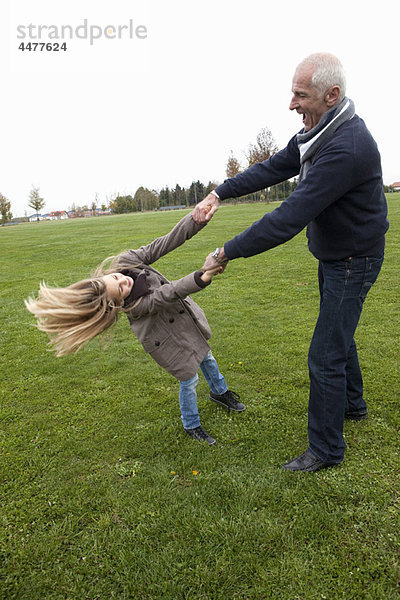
top-left (25, 255), bottom-right (141, 357)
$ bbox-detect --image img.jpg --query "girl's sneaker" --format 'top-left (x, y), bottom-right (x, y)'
top-left (210, 390), bottom-right (246, 412)
top-left (184, 425), bottom-right (216, 445)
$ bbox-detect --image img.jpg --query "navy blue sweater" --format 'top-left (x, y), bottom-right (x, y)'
top-left (217, 115), bottom-right (389, 261)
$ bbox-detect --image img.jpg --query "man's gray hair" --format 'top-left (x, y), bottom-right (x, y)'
top-left (298, 53), bottom-right (346, 101)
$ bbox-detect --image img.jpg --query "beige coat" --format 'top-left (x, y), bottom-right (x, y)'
top-left (117, 212), bottom-right (212, 380)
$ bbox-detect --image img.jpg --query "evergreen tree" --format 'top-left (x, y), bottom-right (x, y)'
top-left (187, 181), bottom-right (205, 205)
top-left (173, 184), bottom-right (186, 206)
top-left (159, 187), bottom-right (172, 207)
top-left (28, 186), bottom-right (45, 221)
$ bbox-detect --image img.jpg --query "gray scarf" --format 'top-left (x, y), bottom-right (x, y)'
top-left (297, 97), bottom-right (355, 181)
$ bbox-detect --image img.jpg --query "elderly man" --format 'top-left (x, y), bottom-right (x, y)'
top-left (194, 52), bottom-right (389, 472)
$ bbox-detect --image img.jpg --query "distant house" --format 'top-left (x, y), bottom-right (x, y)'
top-left (28, 211), bottom-right (69, 222)
top-left (48, 211), bottom-right (69, 220)
top-left (390, 182), bottom-right (400, 192)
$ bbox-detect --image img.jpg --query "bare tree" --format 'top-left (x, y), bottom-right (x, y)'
top-left (226, 152), bottom-right (242, 178)
top-left (246, 127), bottom-right (279, 167)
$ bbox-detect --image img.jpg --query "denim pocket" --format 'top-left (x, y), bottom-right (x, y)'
top-left (360, 255), bottom-right (384, 300)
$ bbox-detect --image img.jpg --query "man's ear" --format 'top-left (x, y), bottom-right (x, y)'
top-left (325, 85), bottom-right (341, 107)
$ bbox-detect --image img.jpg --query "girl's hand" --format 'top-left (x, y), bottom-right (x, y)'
top-left (200, 266), bottom-right (223, 283)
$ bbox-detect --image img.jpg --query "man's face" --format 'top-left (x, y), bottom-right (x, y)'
top-left (289, 66), bottom-right (329, 132)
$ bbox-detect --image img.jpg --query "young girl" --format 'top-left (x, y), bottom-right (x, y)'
top-left (25, 210), bottom-right (245, 445)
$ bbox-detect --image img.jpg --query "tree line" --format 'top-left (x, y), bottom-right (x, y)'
top-left (110, 181), bottom-right (219, 214)
top-left (110, 127), bottom-right (297, 214)
top-left (2, 125), bottom-right (396, 225)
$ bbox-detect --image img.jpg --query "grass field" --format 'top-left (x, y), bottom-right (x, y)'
top-left (1, 197), bottom-right (399, 599)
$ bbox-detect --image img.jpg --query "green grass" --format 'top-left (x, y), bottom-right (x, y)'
top-left (1, 197), bottom-right (399, 599)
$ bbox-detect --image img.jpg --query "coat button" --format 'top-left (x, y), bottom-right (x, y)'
top-left (145, 270), bottom-right (150, 275)
top-left (155, 341), bottom-right (160, 346)
top-left (169, 318), bottom-right (174, 323)
top-left (179, 309), bottom-right (184, 314)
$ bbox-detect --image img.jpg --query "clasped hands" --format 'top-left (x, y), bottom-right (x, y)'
top-left (193, 193), bottom-right (228, 279)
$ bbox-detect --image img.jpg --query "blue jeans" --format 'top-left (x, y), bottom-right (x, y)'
top-left (308, 253), bottom-right (384, 463)
top-left (179, 350), bottom-right (228, 429)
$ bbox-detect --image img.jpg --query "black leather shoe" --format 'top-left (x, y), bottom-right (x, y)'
top-left (345, 409), bottom-right (367, 421)
top-left (283, 449), bottom-right (340, 472)
top-left (184, 425), bottom-right (216, 445)
top-left (210, 390), bottom-right (246, 412)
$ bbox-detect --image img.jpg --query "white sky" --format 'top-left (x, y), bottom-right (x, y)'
top-left (1, 0), bottom-right (399, 217)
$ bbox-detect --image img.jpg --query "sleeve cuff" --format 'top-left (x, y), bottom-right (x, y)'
top-left (194, 271), bottom-right (211, 288)
top-left (215, 183), bottom-right (229, 200)
top-left (223, 241), bottom-right (239, 260)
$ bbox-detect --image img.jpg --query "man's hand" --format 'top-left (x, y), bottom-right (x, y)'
top-left (202, 246), bottom-right (228, 272)
top-left (192, 193), bottom-right (219, 224)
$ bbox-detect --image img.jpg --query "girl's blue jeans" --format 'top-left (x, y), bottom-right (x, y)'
top-left (308, 253), bottom-right (384, 463)
top-left (179, 350), bottom-right (228, 429)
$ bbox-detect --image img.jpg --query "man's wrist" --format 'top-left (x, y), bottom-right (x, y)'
top-left (211, 247), bottom-right (228, 265)
top-left (210, 190), bottom-right (220, 200)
